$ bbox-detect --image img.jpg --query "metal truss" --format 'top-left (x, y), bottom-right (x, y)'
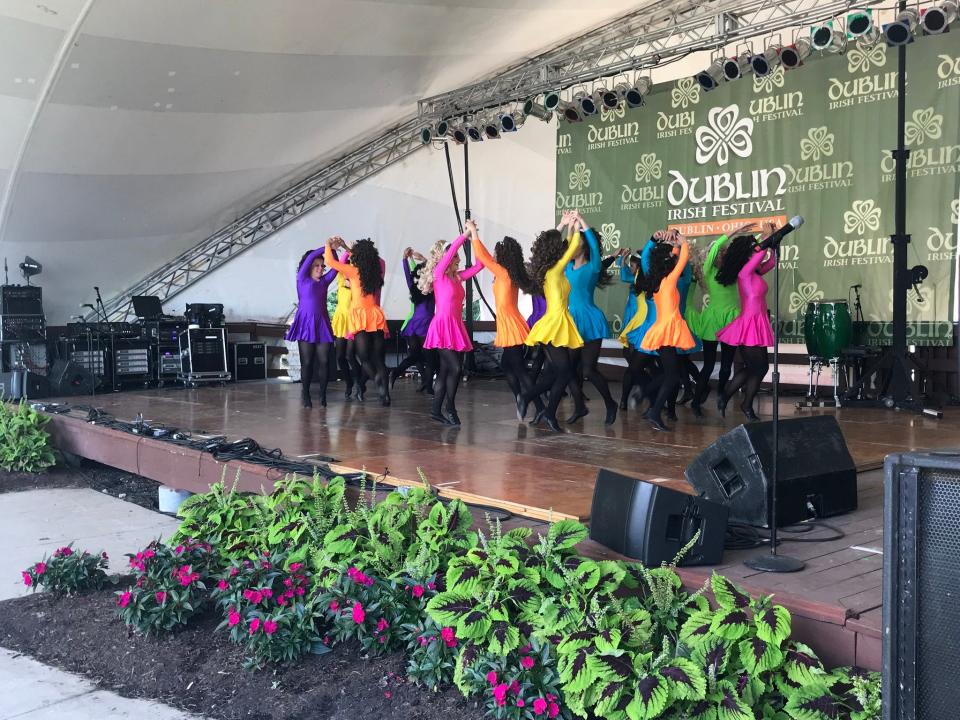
top-left (100, 0), bottom-right (880, 321)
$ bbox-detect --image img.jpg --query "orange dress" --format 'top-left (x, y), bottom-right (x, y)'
top-left (640, 242), bottom-right (696, 351)
top-left (324, 246), bottom-right (387, 334)
top-left (471, 237), bottom-right (530, 348)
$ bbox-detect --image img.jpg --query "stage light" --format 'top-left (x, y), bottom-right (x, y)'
top-left (811, 22), bottom-right (846, 52)
top-left (543, 91), bottom-right (561, 113)
top-left (499, 111), bottom-right (524, 133)
top-left (847, 10), bottom-right (874, 37)
top-left (695, 59), bottom-right (725, 91)
top-left (435, 120), bottom-right (449, 137)
top-left (450, 125), bottom-right (468, 145)
top-left (594, 86), bottom-right (620, 110)
top-left (615, 77), bottom-right (650, 107)
top-left (419, 121), bottom-right (449, 145)
top-left (921, 2), bottom-right (957, 34)
top-left (523, 97), bottom-right (553, 122)
top-left (558, 99), bottom-right (583, 123)
top-left (751, 45), bottom-right (781, 76)
top-left (781, 38), bottom-right (811, 69)
top-left (884, 9), bottom-right (919, 45)
top-left (19, 256), bottom-right (41, 284)
top-left (420, 127), bottom-right (433, 145)
top-left (574, 90), bottom-right (598, 116)
top-left (483, 118), bottom-right (501, 140)
top-left (464, 122), bottom-right (484, 142)
top-left (723, 52), bottom-right (751, 81)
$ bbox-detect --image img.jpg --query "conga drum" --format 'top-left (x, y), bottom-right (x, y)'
top-left (805, 299), bottom-right (852, 359)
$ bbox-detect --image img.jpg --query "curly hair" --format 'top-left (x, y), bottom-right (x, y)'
top-left (630, 255), bottom-right (650, 297)
top-left (494, 236), bottom-right (533, 295)
top-left (527, 229), bottom-right (565, 296)
top-left (643, 242), bottom-right (680, 299)
top-left (715, 235), bottom-right (758, 286)
top-left (350, 239), bottom-right (384, 296)
top-left (416, 240), bottom-right (448, 295)
top-left (407, 261), bottom-right (431, 304)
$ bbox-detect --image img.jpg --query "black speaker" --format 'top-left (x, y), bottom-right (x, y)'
top-left (0, 371), bottom-right (49, 399)
top-left (883, 450), bottom-right (960, 720)
top-left (49, 360), bottom-right (95, 396)
top-left (589, 469), bottom-right (728, 566)
top-left (684, 415), bottom-right (857, 527)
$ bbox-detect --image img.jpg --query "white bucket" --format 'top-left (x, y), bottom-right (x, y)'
top-left (158, 487), bottom-right (193, 514)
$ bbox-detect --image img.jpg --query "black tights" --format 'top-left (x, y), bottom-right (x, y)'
top-left (298, 341), bottom-right (331, 402)
top-left (432, 349), bottom-right (463, 416)
top-left (650, 347), bottom-right (682, 420)
top-left (354, 331), bottom-right (390, 402)
top-left (723, 346), bottom-right (768, 414)
top-left (624, 352), bottom-right (657, 405)
top-left (335, 338), bottom-right (362, 391)
top-left (524, 344), bottom-right (574, 423)
top-left (394, 335), bottom-right (435, 389)
top-left (570, 339), bottom-right (616, 418)
top-left (694, 340), bottom-right (736, 406)
top-left (500, 345), bottom-right (538, 403)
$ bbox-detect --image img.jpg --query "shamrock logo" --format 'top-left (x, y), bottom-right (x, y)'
top-left (951, 198), bottom-right (959, 225)
top-left (843, 199), bottom-right (882, 235)
top-left (752, 65), bottom-right (785, 94)
top-left (904, 107), bottom-right (943, 146)
top-left (701, 293), bottom-right (711, 309)
top-left (800, 126), bottom-right (835, 162)
top-left (671, 77), bottom-right (701, 109)
top-left (695, 105), bottom-right (754, 166)
top-left (790, 282), bottom-right (825, 314)
top-left (600, 104), bottom-right (626, 123)
top-left (847, 42), bottom-right (888, 74)
top-left (568, 162), bottom-right (591, 191)
top-left (599, 223), bottom-right (621, 253)
top-left (634, 153), bottom-right (663, 183)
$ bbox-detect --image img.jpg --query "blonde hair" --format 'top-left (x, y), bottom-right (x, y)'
top-left (416, 240), bottom-right (447, 295)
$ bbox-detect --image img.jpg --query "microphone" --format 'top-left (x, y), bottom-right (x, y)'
top-left (758, 215), bottom-right (804, 251)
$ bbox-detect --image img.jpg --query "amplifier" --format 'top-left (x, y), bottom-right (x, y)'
top-left (184, 303), bottom-right (224, 328)
top-left (98, 322), bottom-right (140, 339)
top-left (67, 349), bottom-right (106, 377)
top-left (229, 342), bottom-right (266, 382)
top-left (4, 342), bottom-right (48, 375)
top-left (157, 345), bottom-right (181, 378)
top-left (1, 285), bottom-right (43, 315)
top-left (0, 315), bottom-right (45, 342)
top-left (114, 344), bottom-right (151, 376)
top-left (141, 319), bottom-right (188, 344)
top-left (179, 328), bottom-right (229, 378)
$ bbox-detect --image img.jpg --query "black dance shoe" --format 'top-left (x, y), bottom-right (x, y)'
top-left (566, 407), bottom-right (588, 424)
top-left (529, 407), bottom-right (546, 426)
top-left (619, 396), bottom-right (629, 411)
top-left (355, 386), bottom-right (366, 402)
top-left (430, 410), bottom-right (451, 425)
top-left (344, 385), bottom-right (354, 401)
top-left (319, 394), bottom-right (327, 408)
top-left (389, 369), bottom-right (400, 389)
top-left (643, 409), bottom-right (670, 432)
top-left (741, 404), bottom-right (759, 422)
top-left (380, 394), bottom-right (391, 407)
top-left (717, 394), bottom-right (730, 418)
top-left (677, 386), bottom-right (696, 406)
top-left (446, 410), bottom-right (462, 426)
top-left (301, 394), bottom-right (313, 409)
top-left (665, 408), bottom-right (678, 423)
top-left (604, 402), bottom-right (618, 425)
top-left (516, 394), bottom-right (530, 422)
top-left (541, 413), bottom-right (562, 432)
top-left (690, 401), bottom-right (704, 418)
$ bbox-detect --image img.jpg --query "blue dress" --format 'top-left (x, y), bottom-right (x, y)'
top-left (625, 238), bottom-right (658, 355)
top-left (618, 258), bottom-right (638, 328)
top-left (564, 227), bottom-right (609, 342)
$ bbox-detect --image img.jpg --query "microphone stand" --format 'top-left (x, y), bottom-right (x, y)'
top-left (745, 240), bottom-right (804, 573)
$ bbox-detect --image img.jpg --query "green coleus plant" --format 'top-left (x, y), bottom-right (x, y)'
top-left (0, 399), bottom-right (57, 473)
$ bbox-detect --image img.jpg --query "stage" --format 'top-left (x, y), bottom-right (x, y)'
top-left (40, 376), bottom-right (959, 671)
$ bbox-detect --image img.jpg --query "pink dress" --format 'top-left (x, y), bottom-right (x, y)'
top-left (423, 234), bottom-right (483, 352)
top-left (716, 248), bottom-right (776, 348)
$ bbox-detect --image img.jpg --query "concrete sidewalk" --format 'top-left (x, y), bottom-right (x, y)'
top-left (0, 488), bottom-right (201, 719)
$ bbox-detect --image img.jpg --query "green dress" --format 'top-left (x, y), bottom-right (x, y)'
top-left (687, 235), bottom-right (741, 342)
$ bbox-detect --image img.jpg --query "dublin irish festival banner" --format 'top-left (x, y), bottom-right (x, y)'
top-left (555, 31), bottom-right (960, 346)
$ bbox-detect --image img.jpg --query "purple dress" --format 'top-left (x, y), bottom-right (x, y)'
top-left (401, 259), bottom-right (436, 338)
top-left (527, 295), bottom-right (547, 328)
top-left (285, 248), bottom-right (337, 343)
top-left (716, 248), bottom-right (776, 348)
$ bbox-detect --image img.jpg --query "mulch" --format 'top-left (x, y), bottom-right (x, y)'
top-left (0, 462), bottom-right (162, 511)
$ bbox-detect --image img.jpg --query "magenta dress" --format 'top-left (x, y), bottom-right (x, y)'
top-left (423, 234), bottom-right (484, 352)
top-left (716, 248), bottom-right (776, 348)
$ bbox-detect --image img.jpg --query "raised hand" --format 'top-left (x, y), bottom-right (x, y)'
top-left (412, 251), bottom-right (426, 263)
top-left (403, 247), bottom-right (413, 259)
top-left (465, 219), bottom-right (478, 237)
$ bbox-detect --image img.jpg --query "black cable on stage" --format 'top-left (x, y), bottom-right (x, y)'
top-left (725, 519), bottom-right (845, 551)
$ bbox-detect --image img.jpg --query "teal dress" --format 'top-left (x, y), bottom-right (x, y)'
top-left (564, 227), bottom-right (609, 342)
top-left (625, 238), bottom-right (658, 355)
top-left (618, 258), bottom-right (638, 328)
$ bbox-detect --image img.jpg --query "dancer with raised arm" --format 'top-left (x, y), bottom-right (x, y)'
top-left (324, 237), bottom-right (392, 406)
top-left (615, 249), bottom-right (643, 409)
top-left (391, 248), bottom-right (436, 393)
top-left (468, 222), bottom-right (544, 421)
top-left (331, 247), bottom-right (363, 400)
top-left (421, 227), bottom-right (484, 426)
top-left (286, 245), bottom-right (338, 408)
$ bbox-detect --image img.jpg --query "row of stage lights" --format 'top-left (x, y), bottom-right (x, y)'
top-left (696, 2), bottom-right (957, 89)
top-left (420, 75), bottom-right (653, 145)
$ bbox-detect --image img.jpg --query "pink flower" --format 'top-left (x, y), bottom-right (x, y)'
top-left (144, 549), bottom-right (155, 559)
top-left (295, 587), bottom-right (305, 596)
top-left (261, 588), bottom-right (273, 599)
top-left (57, 546), bottom-right (73, 557)
top-left (517, 699), bottom-right (526, 708)
top-left (35, 562), bottom-right (46, 576)
top-left (412, 585), bottom-right (424, 598)
top-left (243, 589), bottom-right (263, 605)
top-left (533, 698), bottom-right (548, 716)
top-left (117, 590), bottom-right (131, 608)
top-left (277, 596), bottom-right (287, 607)
top-left (493, 684), bottom-right (509, 707)
top-left (217, 580), bottom-right (229, 591)
top-left (509, 680), bottom-right (521, 695)
top-left (284, 590), bottom-right (294, 599)
top-left (548, 702), bottom-right (560, 718)
top-left (520, 644), bottom-right (532, 655)
top-left (418, 636), bottom-right (429, 647)
top-left (284, 578), bottom-right (294, 587)
top-left (352, 602), bottom-right (365, 624)
top-left (329, 600), bottom-right (340, 612)
top-left (155, 591), bottom-right (167, 604)
top-left (22, 571), bottom-right (32, 587)
top-left (228, 609), bottom-right (241, 627)
top-left (175, 545), bottom-right (185, 554)
top-left (263, 620), bottom-right (278, 635)
top-left (289, 563), bottom-right (303, 572)
top-left (376, 618), bottom-right (389, 633)
top-left (521, 656), bottom-right (535, 670)
top-left (486, 671), bottom-right (498, 686)
top-left (427, 581), bottom-right (436, 590)
top-left (249, 618), bottom-right (261, 634)
top-left (229, 567), bottom-right (239, 577)
top-left (440, 627), bottom-right (457, 648)
top-left (546, 695), bottom-right (556, 702)
top-left (384, 691), bottom-right (392, 699)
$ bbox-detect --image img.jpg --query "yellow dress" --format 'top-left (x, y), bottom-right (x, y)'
top-left (331, 281), bottom-right (353, 339)
top-left (618, 298), bottom-right (648, 348)
top-left (525, 231), bottom-right (584, 349)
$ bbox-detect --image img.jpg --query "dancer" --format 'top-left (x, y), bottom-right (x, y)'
top-left (639, 231), bottom-right (696, 431)
top-left (331, 249), bottom-right (363, 400)
top-left (526, 294), bottom-right (548, 383)
top-left (716, 223), bottom-right (778, 421)
top-left (615, 249), bottom-right (643, 409)
top-left (521, 211), bottom-right (584, 432)
top-left (324, 237), bottom-right (392, 406)
top-left (687, 223), bottom-right (754, 416)
top-left (286, 246), bottom-right (338, 408)
top-left (619, 235), bottom-right (662, 410)
top-left (421, 228), bottom-right (484, 425)
top-left (468, 223), bottom-right (544, 421)
top-left (391, 248), bottom-right (436, 392)
top-left (675, 251), bottom-right (702, 410)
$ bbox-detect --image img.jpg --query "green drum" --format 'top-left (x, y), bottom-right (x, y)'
top-left (804, 299), bottom-right (852, 359)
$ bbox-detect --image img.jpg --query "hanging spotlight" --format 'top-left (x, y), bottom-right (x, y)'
top-left (750, 45), bottom-right (781, 76)
top-left (723, 52), bottom-right (751, 81)
top-left (419, 126), bottom-right (433, 145)
top-left (435, 120), bottom-right (449, 138)
top-left (499, 111), bottom-right (524, 133)
top-left (781, 38), bottom-right (812, 69)
top-left (450, 125), bottom-right (468, 145)
top-left (695, 58), bottom-right (726, 91)
top-left (594, 86), bottom-right (620, 110)
top-left (615, 77), bottom-right (650, 108)
top-left (483, 117), bottom-right (501, 140)
top-left (558, 99), bottom-right (583, 123)
top-left (811, 22), bottom-right (846, 53)
top-left (523, 97), bottom-right (553, 122)
top-left (419, 121), bottom-right (450, 145)
top-left (543, 91), bottom-right (561, 113)
top-left (921, 2), bottom-right (957, 34)
top-left (847, 10), bottom-right (874, 38)
top-left (574, 90), bottom-right (598, 116)
top-left (464, 122), bottom-right (484, 142)
top-left (884, 9), bottom-right (919, 45)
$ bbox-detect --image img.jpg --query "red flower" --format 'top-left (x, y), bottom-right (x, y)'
top-left (263, 620), bottom-right (278, 635)
top-left (295, 587), bottom-right (305, 596)
top-left (329, 600), bottom-right (340, 612)
top-left (117, 590), bottom-right (131, 608)
top-left (217, 580), bottom-right (229, 591)
top-left (376, 618), bottom-right (389, 633)
top-left (411, 585), bottom-right (424, 598)
top-left (249, 618), bottom-right (261, 634)
top-left (174, 545), bottom-right (184, 555)
top-left (440, 627), bottom-right (457, 648)
top-left (144, 549), bottom-right (155, 559)
top-left (277, 596), bottom-right (287, 607)
top-left (517, 699), bottom-right (526, 708)
top-left (289, 563), bottom-right (303, 572)
top-left (21, 571), bottom-right (32, 587)
top-left (352, 602), bottom-right (365, 624)
top-left (229, 567), bottom-right (239, 577)
top-left (261, 588), bottom-right (273, 599)
top-left (384, 691), bottom-right (392, 699)
top-left (35, 562), bottom-right (46, 576)
top-left (155, 591), bottom-right (167, 604)
top-left (548, 702), bottom-right (560, 718)
top-left (486, 671), bottom-right (498, 686)
top-left (56, 546), bottom-right (73, 557)
top-left (427, 581), bottom-right (436, 591)
top-left (521, 656), bottom-right (536, 670)
top-left (493, 684), bottom-right (509, 708)
top-left (533, 698), bottom-right (548, 716)
top-left (228, 609), bottom-right (241, 627)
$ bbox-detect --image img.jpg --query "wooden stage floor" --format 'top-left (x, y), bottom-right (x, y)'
top-left (48, 376), bottom-right (959, 521)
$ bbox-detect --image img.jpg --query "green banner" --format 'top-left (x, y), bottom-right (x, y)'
top-left (556, 32), bottom-right (960, 347)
